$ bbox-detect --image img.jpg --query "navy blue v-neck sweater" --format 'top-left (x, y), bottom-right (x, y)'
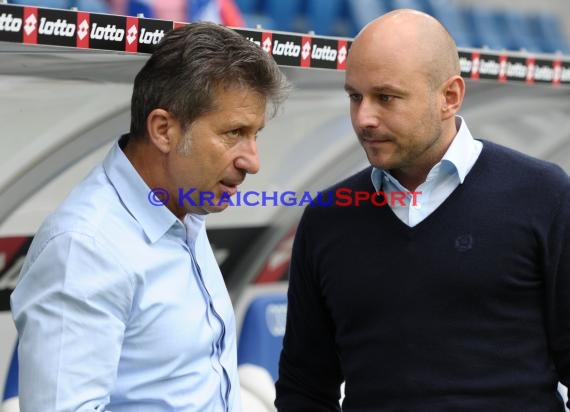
top-left (276, 141), bottom-right (570, 411)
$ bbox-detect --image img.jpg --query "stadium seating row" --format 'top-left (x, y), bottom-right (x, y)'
top-left (236, 0), bottom-right (570, 53)
top-left (7, 0), bottom-right (570, 53)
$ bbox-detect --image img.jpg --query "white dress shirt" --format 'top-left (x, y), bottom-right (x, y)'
top-left (11, 135), bottom-right (241, 411)
top-left (371, 117), bottom-right (483, 227)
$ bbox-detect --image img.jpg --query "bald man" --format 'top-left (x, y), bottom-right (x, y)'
top-left (275, 10), bottom-right (570, 412)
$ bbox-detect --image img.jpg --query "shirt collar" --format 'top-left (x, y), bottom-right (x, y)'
top-left (103, 134), bottom-right (179, 244)
top-left (371, 116), bottom-right (477, 190)
top-left (183, 213), bottom-right (206, 248)
top-left (440, 116), bottom-right (476, 184)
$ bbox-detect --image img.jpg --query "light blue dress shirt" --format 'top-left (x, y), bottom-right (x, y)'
top-left (371, 117), bottom-right (483, 227)
top-left (11, 136), bottom-right (241, 412)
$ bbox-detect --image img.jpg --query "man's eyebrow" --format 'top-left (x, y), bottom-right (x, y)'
top-left (223, 117), bottom-right (265, 129)
top-left (371, 84), bottom-right (407, 95)
top-left (344, 84), bottom-right (408, 95)
top-left (344, 84), bottom-right (356, 93)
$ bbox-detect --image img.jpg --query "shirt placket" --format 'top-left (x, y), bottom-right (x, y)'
top-left (408, 185), bottom-right (428, 226)
top-left (187, 244), bottom-right (231, 411)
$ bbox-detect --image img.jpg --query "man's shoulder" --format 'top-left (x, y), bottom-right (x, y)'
top-left (481, 140), bottom-right (569, 186)
top-left (476, 140), bottom-right (569, 213)
top-left (322, 166), bottom-right (375, 195)
top-left (30, 166), bottom-right (141, 260)
top-left (300, 167), bottom-right (374, 221)
top-left (48, 168), bottom-right (119, 231)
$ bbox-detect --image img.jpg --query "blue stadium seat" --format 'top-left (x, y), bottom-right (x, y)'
top-left (237, 292), bottom-right (287, 382)
top-left (346, 0), bottom-right (391, 36)
top-left (424, 0), bottom-right (473, 48)
top-left (9, 0), bottom-right (69, 7)
top-left (2, 342), bottom-right (18, 412)
top-left (262, 0), bottom-right (302, 32)
top-left (235, 0), bottom-right (276, 30)
top-left (462, 7), bottom-right (508, 51)
top-left (71, 0), bottom-right (110, 13)
top-left (306, 0), bottom-right (344, 36)
top-left (388, 0), bottom-right (428, 12)
top-left (240, 13), bottom-right (276, 30)
top-left (235, 0), bottom-right (261, 14)
top-left (529, 12), bottom-right (570, 54)
top-left (495, 10), bottom-right (542, 53)
top-left (8, 0), bottom-right (109, 14)
top-left (338, 0), bottom-right (356, 36)
top-left (123, 0), bottom-right (153, 18)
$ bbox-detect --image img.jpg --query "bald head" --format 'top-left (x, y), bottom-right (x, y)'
top-left (349, 9), bottom-right (460, 88)
top-left (344, 9), bottom-right (466, 187)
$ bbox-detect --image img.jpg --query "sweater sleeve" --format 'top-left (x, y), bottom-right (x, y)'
top-left (275, 206), bottom-right (343, 411)
top-left (544, 173), bottom-right (570, 406)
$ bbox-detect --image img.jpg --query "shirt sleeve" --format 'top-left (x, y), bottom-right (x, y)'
top-left (11, 231), bottom-right (134, 412)
top-left (545, 176), bottom-right (570, 407)
top-left (275, 206), bottom-right (343, 411)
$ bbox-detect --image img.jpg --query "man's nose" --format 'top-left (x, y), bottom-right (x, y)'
top-left (354, 99), bottom-right (381, 130)
top-left (235, 139), bottom-right (260, 174)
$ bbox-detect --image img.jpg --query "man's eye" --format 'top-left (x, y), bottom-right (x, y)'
top-left (379, 94), bottom-right (393, 103)
top-left (227, 129), bottom-right (240, 137)
top-left (348, 94), bottom-right (362, 103)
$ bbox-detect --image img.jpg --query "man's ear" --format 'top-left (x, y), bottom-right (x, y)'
top-left (440, 75), bottom-right (465, 120)
top-left (146, 108), bottom-right (179, 154)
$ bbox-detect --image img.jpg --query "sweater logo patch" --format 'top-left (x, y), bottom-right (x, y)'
top-left (455, 234), bottom-right (474, 252)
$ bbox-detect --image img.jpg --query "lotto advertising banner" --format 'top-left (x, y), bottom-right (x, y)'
top-left (0, 3), bottom-right (569, 83)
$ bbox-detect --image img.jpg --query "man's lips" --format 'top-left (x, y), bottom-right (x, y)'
top-left (219, 180), bottom-right (241, 196)
top-left (361, 137), bottom-right (392, 145)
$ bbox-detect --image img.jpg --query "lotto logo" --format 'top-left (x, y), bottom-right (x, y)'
top-left (0, 13), bottom-right (22, 32)
top-left (38, 17), bottom-right (75, 37)
top-left (90, 23), bottom-right (124, 41)
top-left (24, 13), bottom-right (37, 36)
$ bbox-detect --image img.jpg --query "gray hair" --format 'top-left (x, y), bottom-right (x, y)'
top-left (130, 21), bottom-right (289, 138)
